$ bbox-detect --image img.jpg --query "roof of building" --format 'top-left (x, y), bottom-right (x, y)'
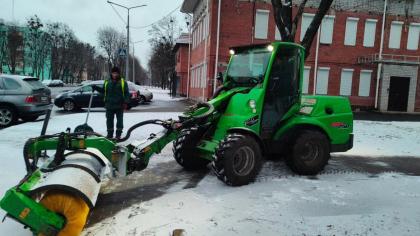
top-left (173, 33), bottom-right (191, 52)
top-left (181, 0), bottom-right (199, 13)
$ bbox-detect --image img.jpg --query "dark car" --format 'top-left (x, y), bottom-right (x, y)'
top-left (54, 81), bottom-right (140, 111)
top-left (0, 74), bottom-right (52, 127)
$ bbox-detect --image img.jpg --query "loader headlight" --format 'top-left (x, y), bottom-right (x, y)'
top-left (267, 45), bottom-right (274, 52)
top-left (229, 49), bottom-right (235, 55)
top-left (249, 100), bottom-right (257, 113)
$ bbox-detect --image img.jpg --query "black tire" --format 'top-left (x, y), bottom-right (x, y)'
top-left (172, 127), bottom-right (210, 170)
top-left (0, 105), bottom-right (17, 128)
top-left (286, 130), bottom-right (330, 175)
top-left (21, 115), bottom-right (39, 122)
top-left (139, 95), bottom-right (146, 104)
top-left (63, 99), bottom-right (76, 112)
top-left (212, 133), bottom-right (263, 186)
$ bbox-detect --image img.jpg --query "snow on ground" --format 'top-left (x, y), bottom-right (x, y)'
top-left (338, 120), bottom-right (420, 157)
top-left (143, 86), bottom-right (187, 102)
top-left (0, 106), bottom-right (419, 235)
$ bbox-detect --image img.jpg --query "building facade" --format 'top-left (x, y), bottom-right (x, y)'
top-left (181, 0), bottom-right (420, 112)
top-left (174, 33), bottom-right (191, 97)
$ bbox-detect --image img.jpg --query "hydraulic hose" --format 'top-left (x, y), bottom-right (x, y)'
top-left (117, 120), bottom-right (167, 143)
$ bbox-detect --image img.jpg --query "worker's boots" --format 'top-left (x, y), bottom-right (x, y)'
top-left (107, 130), bottom-right (113, 139)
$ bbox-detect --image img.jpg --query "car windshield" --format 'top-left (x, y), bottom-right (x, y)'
top-left (227, 47), bottom-right (273, 85)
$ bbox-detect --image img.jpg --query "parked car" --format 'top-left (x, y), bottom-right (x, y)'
top-left (0, 75), bottom-right (52, 127)
top-left (54, 80), bottom-right (140, 111)
top-left (132, 83), bottom-right (153, 104)
top-left (42, 80), bottom-right (64, 87)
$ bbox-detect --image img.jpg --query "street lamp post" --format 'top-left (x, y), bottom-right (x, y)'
top-left (107, 1), bottom-right (146, 80)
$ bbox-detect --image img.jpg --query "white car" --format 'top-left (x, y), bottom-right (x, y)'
top-left (130, 83), bottom-right (153, 104)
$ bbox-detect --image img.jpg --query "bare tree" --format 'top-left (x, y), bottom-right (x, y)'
top-left (26, 15), bottom-right (51, 79)
top-left (271, 0), bottom-right (334, 58)
top-left (147, 16), bottom-right (180, 89)
top-left (6, 27), bottom-right (24, 74)
top-left (0, 27), bottom-right (7, 71)
top-left (97, 26), bottom-right (125, 72)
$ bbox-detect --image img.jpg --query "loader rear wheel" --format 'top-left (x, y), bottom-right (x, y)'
top-left (40, 190), bottom-right (90, 236)
top-left (173, 127), bottom-right (210, 170)
top-left (212, 133), bottom-right (263, 186)
top-left (286, 130), bottom-right (330, 175)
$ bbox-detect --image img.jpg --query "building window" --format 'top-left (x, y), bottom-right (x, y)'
top-left (320, 15), bottom-right (335, 44)
top-left (275, 27), bottom-right (282, 41)
top-left (316, 67), bottom-right (330, 95)
top-left (359, 70), bottom-right (372, 97)
top-left (389, 21), bottom-right (404, 49)
top-left (344, 17), bottom-right (359, 46)
top-left (301, 13), bottom-right (315, 41)
top-left (363, 19), bottom-right (378, 47)
top-left (255, 9), bottom-right (270, 39)
top-left (303, 66), bottom-right (310, 94)
top-left (407, 23), bottom-right (420, 50)
top-left (340, 69), bottom-right (353, 96)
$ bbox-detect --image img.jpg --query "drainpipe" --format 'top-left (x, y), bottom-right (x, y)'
top-left (313, 29), bottom-right (321, 95)
top-left (375, 0), bottom-right (387, 109)
top-left (202, 0), bottom-right (209, 101)
top-left (213, 0), bottom-right (222, 94)
top-left (187, 14), bottom-right (192, 98)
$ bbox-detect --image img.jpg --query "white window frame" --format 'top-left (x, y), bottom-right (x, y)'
top-left (359, 70), bottom-right (372, 97)
top-left (316, 67), bottom-right (330, 95)
top-left (303, 66), bottom-right (311, 94)
top-left (363, 19), bottom-right (378, 47)
top-left (407, 23), bottom-right (420, 50)
top-left (340, 68), bottom-right (354, 96)
top-left (344, 17), bottom-right (359, 46)
top-left (301, 13), bottom-right (315, 41)
top-left (255, 9), bottom-right (270, 39)
top-left (320, 15), bottom-right (335, 44)
top-left (389, 21), bottom-right (404, 49)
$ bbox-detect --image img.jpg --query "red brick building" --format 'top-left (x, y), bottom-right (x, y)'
top-left (180, 0), bottom-right (420, 112)
top-left (174, 33), bottom-right (191, 97)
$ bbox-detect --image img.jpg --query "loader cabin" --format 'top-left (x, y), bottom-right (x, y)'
top-left (225, 42), bottom-right (304, 136)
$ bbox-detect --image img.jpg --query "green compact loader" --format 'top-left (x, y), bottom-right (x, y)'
top-left (0, 42), bottom-right (353, 235)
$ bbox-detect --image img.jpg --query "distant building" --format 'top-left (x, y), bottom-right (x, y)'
top-left (181, 0), bottom-right (420, 112)
top-left (0, 23), bottom-right (52, 80)
top-left (174, 33), bottom-right (191, 97)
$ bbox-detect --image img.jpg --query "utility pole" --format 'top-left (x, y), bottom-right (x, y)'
top-left (107, 1), bottom-right (146, 80)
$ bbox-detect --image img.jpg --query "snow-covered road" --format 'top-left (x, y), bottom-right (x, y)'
top-left (0, 96), bottom-right (419, 235)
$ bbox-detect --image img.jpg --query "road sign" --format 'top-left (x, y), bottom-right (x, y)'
top-left (118, 48), bottom-right (127, 58)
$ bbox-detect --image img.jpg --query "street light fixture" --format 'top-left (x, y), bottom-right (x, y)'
top-left (107, 1), bottom-right (147, 80)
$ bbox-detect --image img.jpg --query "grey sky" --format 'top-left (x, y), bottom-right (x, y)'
top-left (0, 0), bottom-right (186, 68)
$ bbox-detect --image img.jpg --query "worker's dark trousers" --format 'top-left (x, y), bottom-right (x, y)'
top-left (106, 108), bottom-right (124, 138)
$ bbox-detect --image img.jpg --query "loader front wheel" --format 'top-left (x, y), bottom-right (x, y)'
top-left (212, 133), bottom-right (263, 186)
top-left (286, 130), bottom-right (330, 175)
top-left (40, 190), bottom-right (90, 236)
top-left (173, 127), bottom-right (210, 170)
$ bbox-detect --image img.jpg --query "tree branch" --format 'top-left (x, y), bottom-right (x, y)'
top-left (301, 0), bottom-right (334, 58)
top-left (291, 0), bottom-right (308, 38)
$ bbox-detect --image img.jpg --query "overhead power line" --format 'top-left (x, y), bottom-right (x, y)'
top-left (130, 5), bottom-right (181, 30)
top-left (110, 4), bottom-right (127, 25)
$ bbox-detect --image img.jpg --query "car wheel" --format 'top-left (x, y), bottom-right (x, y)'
top-left (63, 100), bottom-right (76, 112)
top-left (21, 115), bottom-right (39, 122)
top-left (139, 96), bottom-right (146, 104)
top-left (0, 105), bottom-right (17, 128)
